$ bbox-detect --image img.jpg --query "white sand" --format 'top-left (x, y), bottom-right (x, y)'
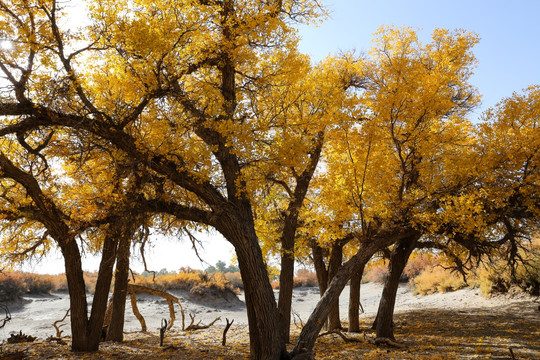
top-left (1, 283), bottom-right (537, 339)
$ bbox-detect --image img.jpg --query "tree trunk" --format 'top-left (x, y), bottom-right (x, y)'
top-left (277, 132), bottom-right (323, 344)
top-left (106, 232), bottom-right (132, 341)
top-left (374, 236), bottom-right (417, 339)
top-left (327, 242), bottom-right (343, 330)
top-left (277, 234), bottom-right (295, 343)
top-left (293, 242), bottom-right (379, 355)
top-left (60, 238), bottom-right (90, 352)
top-left (348, 263), bottom-right (365, 333)
top-left (217, 212), bottom-right (286, 360)
top-left (61, 230), bottom-right (118, 352)
top-left (311, 241), bottom-right (328, 297)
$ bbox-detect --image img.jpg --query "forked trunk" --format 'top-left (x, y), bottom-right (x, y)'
top-left (374, 236), bottom-right (417, 339)
top-left (106, 233), bottom-right (132, 341)
top-left (62, 231), bottom-right (118, 351)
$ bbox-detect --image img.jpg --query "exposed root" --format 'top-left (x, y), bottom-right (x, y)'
top-left (318, 330), bottom-right (363, 343)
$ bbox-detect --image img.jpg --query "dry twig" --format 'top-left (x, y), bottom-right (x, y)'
top-left (185, 314), bottom-right (221, 331)
top-left (222, 318), bottom-right (234, 346)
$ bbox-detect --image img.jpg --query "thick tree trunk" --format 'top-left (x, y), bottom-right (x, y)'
top-left (106, 233), bottom-right (132, 341)
top-left (374, 236), bottom-right (417, 339)
top-left (61, 231), bottom-right (118, 352)
top-left (217, 212), bottom-right (286, 360)
top-left (348, 263), bottom-right (365, 333)
top-left (60, 239), bottom-right (90, 352)
top-left (327, 242), bottom-right (343, 330)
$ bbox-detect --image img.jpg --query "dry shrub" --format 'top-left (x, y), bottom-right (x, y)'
top-left (412, 266), bottom-right (467, 295)
top-left (224, 272), bottom-right (243, 290)
top-left (133, 270), bottom-right (242, 296)
top-left (403, 253), bottom-right (439, 280)
top-left (0, 272), bottom-right (68, 301)
top-left (363, 263), bottom-right (388, 283)
top-left (82, 272), bottom-right (99, 293)
top-left (23, 273), bottom-right (55, 294)
top-left (271, 269), bottom-right (319, 289)
top-left (294, 269), bottom-right (318, 288)
top-left (0, 272), bottom-right (25, 301)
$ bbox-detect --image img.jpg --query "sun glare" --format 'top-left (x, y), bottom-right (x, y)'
top-left (1, 40), bottom-right (13, 50)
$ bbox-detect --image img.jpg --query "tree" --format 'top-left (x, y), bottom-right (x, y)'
top-left (292, 26), bottom-right (480, 352)
top-left (0, 1), bottom-right (325, 358)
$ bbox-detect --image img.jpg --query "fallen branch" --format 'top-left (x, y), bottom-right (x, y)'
top-left (318, 330), bottom-right (363, 343)
top-left (127, 284), bottom-right (186, 331)
top-left (372, 337), bottom-right (407, 349)
top-left (184, 314), bottom-right (221, 331)
top-left (222, 318), bottom-right (234, 346)
top-left (46, 336), bottom-right (67, 345)
top-left (52, 308), bottom-right (70, 338)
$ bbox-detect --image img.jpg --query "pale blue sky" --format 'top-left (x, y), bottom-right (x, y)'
top-left (298, 0), bottom-right (540, 119)
top-left (22, 0), bottom-right (540, 274)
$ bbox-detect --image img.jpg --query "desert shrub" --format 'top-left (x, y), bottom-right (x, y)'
top-left (224, 272), bottom-right (243, 290)
top-left (132, 270), bottom-right (242, 295)
top-left (0, 272), bottom-right (25, 301)
top-left (293, 269), bottom-right (318, 288)
top-left (82, 272), bottom-right (99, 293)
top-left (363, 263), bottom-right (388, 283)
top-left (21, 273), bottom-right (55, 294)
top-left (412, 266), bottom-right (467, 295)
top-left (270, 269), bottom-right (319, 289)
top-left (403, 253), bottom-right (439, 280)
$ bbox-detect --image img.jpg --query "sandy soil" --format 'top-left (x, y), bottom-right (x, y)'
top-left (1, 282), bottom-right (536, 339)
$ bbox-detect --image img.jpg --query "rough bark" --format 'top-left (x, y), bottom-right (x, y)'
top-left (277, 133), bottom-right (323, 343)
top-left (348, 263), bottom-right (365, 333)
top-left (311, 241), bottom-right (328, 297)
top-left (374, 236), bottom-right (418, 339)
top-left (216, 211), bottom-right (287, 360)
top-left (327, 242), bottom-right (344, 330)
top-left (106, 228), bottom-right (132, 341)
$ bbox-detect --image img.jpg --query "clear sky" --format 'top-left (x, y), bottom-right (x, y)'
top-left (297, 0), bottom-right (540, 119)
top-left (20, 0), bottom-right (540, 274)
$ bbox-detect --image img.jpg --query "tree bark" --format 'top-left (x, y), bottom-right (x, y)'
top-left (61, 230), bottom-right (118, 351)
top-left (277, 235), bottom-right (295, 343)
top-left (277, 132), bottom-right (323, 343)
top-left (374, 236), bottom-right (418, 339)
top-left (311, 241), bottom-right (328, 297)
top-left (106, 227), bottom-right (132, 341)
top-left (348, 263), bottom-right (365, 333)
top-left (216, 211), bottom-right (287, 360)
top-left (327, 242), bottom-right (344, 330)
